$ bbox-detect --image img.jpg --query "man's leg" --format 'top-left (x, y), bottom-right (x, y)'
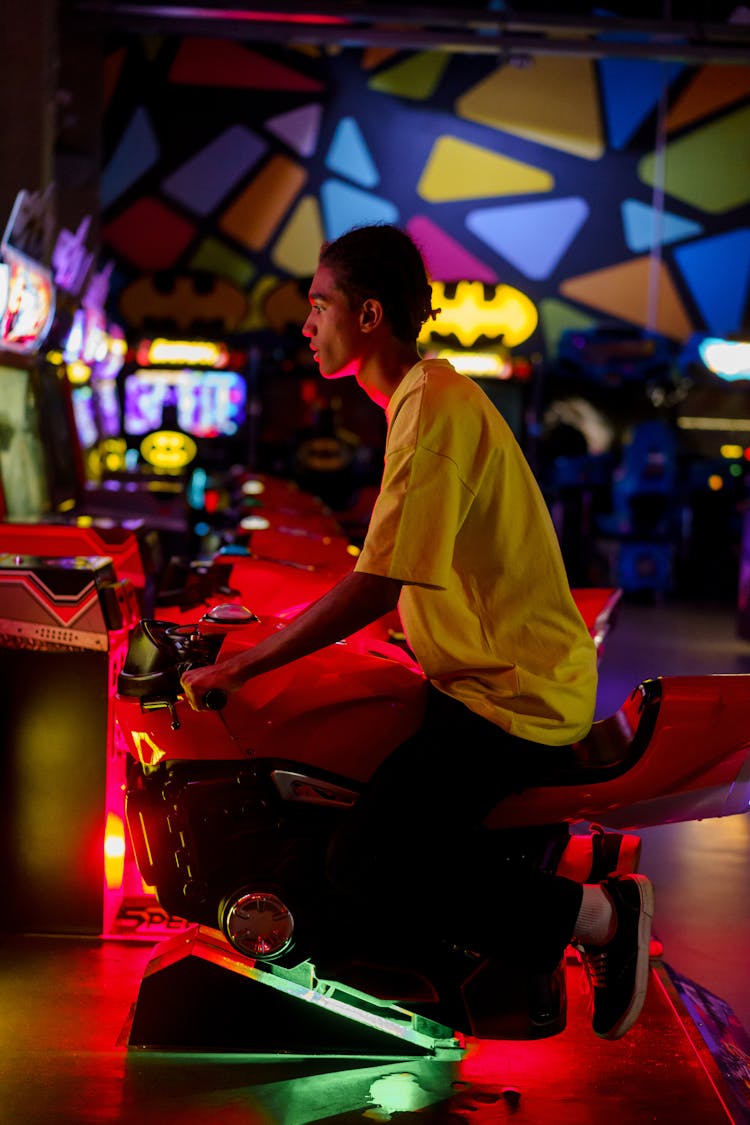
top-left (326, 685), bottom-right (583, 971)
top-left (326, 686), bottom-right (655, 1039)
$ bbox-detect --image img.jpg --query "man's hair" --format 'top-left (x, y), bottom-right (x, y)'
top-left (319, 224), bottom-right (433, 344)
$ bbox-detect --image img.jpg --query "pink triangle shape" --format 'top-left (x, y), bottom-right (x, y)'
top-left (407, 215), bottom-right (499, 283)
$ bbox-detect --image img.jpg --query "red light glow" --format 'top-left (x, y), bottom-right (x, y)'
top-left (104, 812), bottom-right (126, 890)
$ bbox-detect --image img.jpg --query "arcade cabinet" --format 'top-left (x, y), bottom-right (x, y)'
top-left (0, 312), bottom-right (169, 616)
top-left (596, 418), bottom-right (682, 595)
top-left (541, 326), bottom-right (685, 593)
top-left (0, 207), bottom-right (177, 939)
top-left (677, 333), bottom-right (750, 609)
top-left (0, 553), bottom-right (140, 935)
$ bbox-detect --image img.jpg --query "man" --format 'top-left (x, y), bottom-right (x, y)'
top-left (182, 223), bottom-right (654, 1041)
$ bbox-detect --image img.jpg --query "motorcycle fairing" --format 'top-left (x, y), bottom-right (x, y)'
top-left (487, 674), bottom-right (750, 830)
top-left (115, 615), bottom-right (427, 778)
top-left (116, 612), bottom-right (750, 831)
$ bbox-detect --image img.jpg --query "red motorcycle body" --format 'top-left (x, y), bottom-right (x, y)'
top-left (115, 606), bottom-right (750, 826)
top-left (113, 592), bottom-right (750, 1042)
top-left (112, 474), bottom-right (750, 1041)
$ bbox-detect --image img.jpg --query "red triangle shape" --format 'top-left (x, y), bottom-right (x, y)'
top-left (170, 38), bottom-right (324, 93)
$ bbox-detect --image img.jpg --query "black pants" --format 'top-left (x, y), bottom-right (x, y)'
top-left (326, 684), bottom-right (584, 972)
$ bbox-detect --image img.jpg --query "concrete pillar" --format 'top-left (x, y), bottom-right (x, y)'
top-left (0, 0), bottom-right (104, 253)
top-left (0, 0), bottom-right (59, 236)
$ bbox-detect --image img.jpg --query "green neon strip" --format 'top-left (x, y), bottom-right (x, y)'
top-left (208, 947), bottom-right (461, 1053)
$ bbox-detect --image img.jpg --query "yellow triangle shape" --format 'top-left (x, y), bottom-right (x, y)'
top-left (271, 195), bottom-right (324, 276)
top-left (457, 57), bottom-right (604, 160)
top-left (559, 257), bottom-right (694, 341)
top-left (418, 136), bottom-right (553, 202)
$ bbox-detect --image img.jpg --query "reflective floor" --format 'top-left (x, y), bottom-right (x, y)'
top-left (1, 596), bottom-right (750, 1124)
top-left (0, 932), bottom-right (743, 1124)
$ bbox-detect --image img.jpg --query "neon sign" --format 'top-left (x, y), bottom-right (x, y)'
top-left (52, 216), bottom-right (94, 297)
top-left (140, 429), bottom-right (198, 470)
top-left (429, 348), bottom-right (513, 378)
top-left (419, 280), bottom-right (537, 349)
top-left (698, 337), bottom-right (750, 381)
top-left (137, 337), bottom-right (230, 368)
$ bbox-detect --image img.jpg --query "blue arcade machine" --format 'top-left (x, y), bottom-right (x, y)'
top-left (541, 326), bottom-right (685, 594)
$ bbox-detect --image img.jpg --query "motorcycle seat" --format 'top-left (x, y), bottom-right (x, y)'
top-left (529, 678), bottom-right (662, 788)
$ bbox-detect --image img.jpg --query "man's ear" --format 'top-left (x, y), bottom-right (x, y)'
top-left (360, 298), bottom-right (384, 333)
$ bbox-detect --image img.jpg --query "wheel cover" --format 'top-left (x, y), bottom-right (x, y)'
top-left (224, 890), bottom-right (294, 959)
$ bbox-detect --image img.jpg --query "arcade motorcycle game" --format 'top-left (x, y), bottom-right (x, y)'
top-left (113, 595), bottom-right (750, 1054)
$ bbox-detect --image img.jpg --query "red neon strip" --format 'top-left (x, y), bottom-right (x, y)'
top-left (138, 6), bottom-right (347, 24)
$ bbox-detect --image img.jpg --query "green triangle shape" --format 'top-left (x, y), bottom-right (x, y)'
top-left (369, 51), bottom-right (450, 101)
top-left (539, 298), bottom-right (596, 360)
top-left (190, 238), bottom-right (256, 288)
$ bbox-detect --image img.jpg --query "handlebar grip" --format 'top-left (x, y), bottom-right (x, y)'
top-left (201, 688), bottom-right (228, 711)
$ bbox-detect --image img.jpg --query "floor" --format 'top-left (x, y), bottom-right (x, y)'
top-left (0, 931), bottom-right (745, 1125)
top-left (1, 595), bottom-right (750, 1124)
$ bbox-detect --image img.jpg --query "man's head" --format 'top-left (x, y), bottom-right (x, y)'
top-left (318, 225), bottom-right (434, 344)
top-left (303, 224), bottom-right (435, 384)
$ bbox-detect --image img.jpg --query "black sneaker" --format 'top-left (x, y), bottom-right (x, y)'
top-left (577, 873), bottom-right (655, 1040)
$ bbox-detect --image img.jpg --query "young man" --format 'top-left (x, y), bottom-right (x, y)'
top-left (181, 224), bottom-right (654, 1041)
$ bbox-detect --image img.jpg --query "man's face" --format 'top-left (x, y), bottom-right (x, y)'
top-left (302, 264), bottom-right (364, 379)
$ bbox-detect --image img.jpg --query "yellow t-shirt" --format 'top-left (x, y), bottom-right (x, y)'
top-left (355, 358), bottom-right (597, 745)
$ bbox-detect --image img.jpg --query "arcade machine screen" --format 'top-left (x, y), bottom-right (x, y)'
top-left (60, 306), bottom-right (124, 476)
top-left (123, 367), bottom-right (246, 443)
top-left (70, 383), bottom-right (99, 454)
top-left (0, 364), bottom-right (51, 518)
top-left (94, 374), bottom-right (123, 439)
top-left (121, 362), bottom-right (248, 551)
top-left (92, 372), bottom-right (124, 472)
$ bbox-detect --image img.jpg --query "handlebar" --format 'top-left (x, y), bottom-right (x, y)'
top-left (201, 688), bottom-right (228, 711)
top-left (118, 619), bottom-right (225, 701)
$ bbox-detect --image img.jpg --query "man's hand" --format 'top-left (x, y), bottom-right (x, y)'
top-left (180, 570), bottom-right (402, 711)
top-left (180, 658), bottom-right (247, 710)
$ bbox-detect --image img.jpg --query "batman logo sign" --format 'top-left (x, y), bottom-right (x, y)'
top-left (119, 274), bottom-right (249, 333)
top-left (419, 281), bottom-right (538, 349)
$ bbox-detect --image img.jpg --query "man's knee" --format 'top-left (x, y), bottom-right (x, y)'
top-left (326, 818), bottom-right (401, 899)
top-left (326, 822), bottom-right (370, 897)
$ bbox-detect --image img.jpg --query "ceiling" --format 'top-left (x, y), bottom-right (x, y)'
top-left (61, 1), bottom-right (750, 63)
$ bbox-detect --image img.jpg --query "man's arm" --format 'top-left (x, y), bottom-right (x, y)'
top-left (180, 569), bottom-right (403, 709)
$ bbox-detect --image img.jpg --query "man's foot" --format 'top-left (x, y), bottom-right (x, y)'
top-left (577, 873), bottom-right (655, 1040)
